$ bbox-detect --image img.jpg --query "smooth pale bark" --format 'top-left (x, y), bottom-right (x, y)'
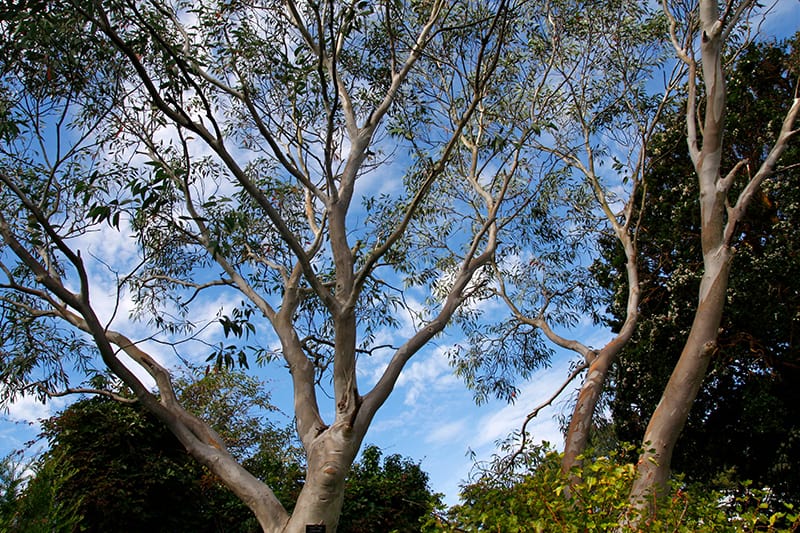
top-left (283, 427), bottom-right (360, 531)
top-left (628, 0), bottom-right (800, 510)
top-left (562, 236), bottom-right (640, 477)
top-left (628, 0), bottom-right (733, 504)
top-left (629, 258), bottom-right (731, 498)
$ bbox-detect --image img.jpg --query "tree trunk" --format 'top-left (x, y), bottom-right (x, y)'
top-left (628, 252), bottom-right (731, 504)
top-left (626, 0), bottom-right (731, 510)
top-left (279, 425), bottom-right (361, 533)
top-left (561, 348), bottom-right (615, 476)
top-left (562, 233), bottom-right (639, 479)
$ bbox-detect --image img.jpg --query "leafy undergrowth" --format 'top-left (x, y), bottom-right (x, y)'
top-left (424, 448), bottom-right (799, 532)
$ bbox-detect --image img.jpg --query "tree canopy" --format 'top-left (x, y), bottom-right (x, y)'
top-left (0, 0), bottom-right (515, 528)
top-left (0, 0), bottom-right (798, 529)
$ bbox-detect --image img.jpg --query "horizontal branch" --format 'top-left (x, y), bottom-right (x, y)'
top-left (43, 386), bottom-right (138, 404)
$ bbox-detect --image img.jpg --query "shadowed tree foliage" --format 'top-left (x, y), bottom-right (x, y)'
top-left (339, 444), bottom-right (441, 533)
top-left (14, 371), bottom-right (304, 532)
top-left (35, 397), bottom-right (250, 532)
top-left (596, 35), bottom-right (800, 502)
top-left (4, 373), bottom-right (440, 531)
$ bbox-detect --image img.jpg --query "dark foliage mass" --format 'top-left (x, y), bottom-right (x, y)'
top-left (2, 374), bottom-right (439, 531)
top-left (36, 398), bottom-right (254, 532)
top-left (340, 444), bottom-right (441, 532)
top-left (596, 35), bottom-right (800, 501)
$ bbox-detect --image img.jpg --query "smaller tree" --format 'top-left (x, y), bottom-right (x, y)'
top-left (0, 451), bottom-right (83, 533)
top-left (11, 372), bottom-right (442, 531)
top-left (339, 444), bottom-right (442, 533)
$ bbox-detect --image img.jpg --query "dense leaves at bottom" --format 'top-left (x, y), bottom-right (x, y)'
top-left (3, 413), bottom-right (797, 532)
top-left (425, 447), bottom-right (799, 532)
top-left (339, 444), bottom-right (442, 533)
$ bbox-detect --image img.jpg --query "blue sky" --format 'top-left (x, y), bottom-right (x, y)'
top-left (0, 184), bottom-right (603, 504)
top-left (0, 201), bottom-right (606, 504)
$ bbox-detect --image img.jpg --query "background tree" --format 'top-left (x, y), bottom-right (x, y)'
top-left (596, 35), bottom-right (800, 503)
top-left (33, 397), bottom-right (250, 532)
top-left (16, 370), bottom-right (302, 532)
top-left (626, 0), bottom-right (800, 507)
top-left (339, 444), bottom-right (441, 533)
top-left (0, 1), bottom-right (512, 530)
top-left (0, 451), bottom-right (83, 533)
top-left (440, 0), bottom-right (679, 483)
top-left (5, 390), bottom-right (440, 531)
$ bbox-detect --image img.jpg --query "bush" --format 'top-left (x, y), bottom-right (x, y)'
top-left (425, 447), bottom-right (799, 532)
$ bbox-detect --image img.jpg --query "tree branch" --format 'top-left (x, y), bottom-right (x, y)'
top-left (43, 386), bottom-right (138, 404)
top-left (501, 361), bottom-right (589, 473)
top-left (724, 97), bottom-right (800, 244)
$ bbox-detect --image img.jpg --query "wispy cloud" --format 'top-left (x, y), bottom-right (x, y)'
top-left (425, 419), bottom-right (469, 445)
top-left (396, 345), bottom-right (460, 406)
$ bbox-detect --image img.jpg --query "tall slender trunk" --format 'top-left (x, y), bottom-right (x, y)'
top-left (561, 345), bottom-right (615, 475)
top-left (562, 232), bottom-right (640, 478)
top-left (628, 252), bottom-right (731, 504)
top-left (561, 349), bottom-right (614, 474)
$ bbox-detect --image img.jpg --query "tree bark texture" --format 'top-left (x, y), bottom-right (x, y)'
top-left (562, 230), bottom-right (640, 478)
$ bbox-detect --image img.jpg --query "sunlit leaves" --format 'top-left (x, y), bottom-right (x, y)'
top-left (431, 445), bottom-right (800, 532)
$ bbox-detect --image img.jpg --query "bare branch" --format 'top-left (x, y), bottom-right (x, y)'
top-left (43, 386), bottom-right (138, 404)
top-left (500, 361), bottom-right (588, 472)
top-left (724, 97), bottom-right (800, 244)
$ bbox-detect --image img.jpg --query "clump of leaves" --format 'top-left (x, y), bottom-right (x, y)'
top-left (426, 446), bottom-right (799, 532)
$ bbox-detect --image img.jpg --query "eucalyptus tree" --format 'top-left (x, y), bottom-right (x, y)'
top-left (599, 36), bottom-right (800, 502)
top-left (627, 0), bottom-right (800, 508)
top-left (0, 1), bottom-right (513, 530)
top-left (443, 0), bottom-right (678, 480)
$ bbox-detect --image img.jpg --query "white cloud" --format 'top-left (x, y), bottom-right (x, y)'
top-left (425, 419), bottom-right (468, 445)
top-left (0, 394), bottom-right (70, 453)
top-left (4, 395), bottom-right (53, 423)
top-left (396, 345), bottom-right (460, 406)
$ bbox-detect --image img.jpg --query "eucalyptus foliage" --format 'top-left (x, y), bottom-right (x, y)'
top-left (0, 0), bottom-right (516, 529)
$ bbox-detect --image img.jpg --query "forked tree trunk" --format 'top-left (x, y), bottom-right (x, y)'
top-left (628, 0), bottom-right (730, 504)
